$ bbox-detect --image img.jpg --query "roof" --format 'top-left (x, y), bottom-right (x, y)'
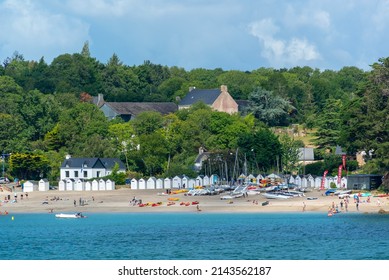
top-left (61, 157), bottom-right (126, 170)
top-left (104, 102), bottom-right (177, 116)
top-left (179, 88), bottom-right (221, 106)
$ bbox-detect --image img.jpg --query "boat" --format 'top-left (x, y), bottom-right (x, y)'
top-left (262, 201), bottom-right (269, 206)
top-left (55, 213), bottom-right (86, 219)
top-left (261, 192), bottom-right (291, 199)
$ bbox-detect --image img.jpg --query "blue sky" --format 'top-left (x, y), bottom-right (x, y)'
top-left (1, 0), bottom-right (388, 71)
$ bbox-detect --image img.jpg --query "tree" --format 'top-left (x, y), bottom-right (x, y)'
top-left (9, 152), bottom-right (50, 180)
top-left (247, 86), bottom-right (295, 126)
top-left (279, 134), bottom-right (301, 174)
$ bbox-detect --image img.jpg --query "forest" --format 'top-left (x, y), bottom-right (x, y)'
top-left (0, 42), bottom-right (388, 186)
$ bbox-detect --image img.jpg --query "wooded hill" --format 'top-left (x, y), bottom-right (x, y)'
top-left (0, 44), bottom-right (388, 185)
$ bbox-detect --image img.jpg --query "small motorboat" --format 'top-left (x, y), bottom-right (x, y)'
top-left (55, 213), bottom-right (86, 219)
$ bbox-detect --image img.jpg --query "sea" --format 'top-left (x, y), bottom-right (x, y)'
top-left (1, 212), bottom-right (389, 260)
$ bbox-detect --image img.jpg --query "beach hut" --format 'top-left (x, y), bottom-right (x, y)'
top-left (164, 178), bottom-right (172, 189)
top-left (92, 179), bottom-right (99, 191)
top-left (156, 178), bottom-right (164, 189)
top-left (256, 174), bottom-right (264, 183)
top-left (289, 176), bottom-right (295, 184)
top-left (203, 175), bottom-right (210, 186)
top-left (147, 177), bottom-right (156, 189)
top-left (58, 180), bottom-right (66, 191)
top-left (99, 179), bottom-right (106, 191)
top-left (74, 179), bottom-right (85, 191)
top-left (138, 178), bottom-right (146, 190)
top-left (24, 180), bottom-right (38, 192)
top-left (66, 179), bottom-right (75, 191)
top-left (131, 178), bottom-right (138, 190)
top-left (172, 176), bottom-right (182, 189)
top-left (195, 176), bottom-right (204, 187)
top-left (341, 177), bottom-right (347, 189)
top-left (210, 174), bottom-right (219, 185)
top-left (188, 179), bottom-right (196, 189)
top-left (301, 177), bottom-right (308, 188)
top-left (295, 176), bottom-right (302, 187)
top-left (85, 181), bottom-right (91, 191)
top-left (38, 179), bottom-right (50, 191)
top-left (106, 179), bottom-right (115, 191)
top-left (181, 175), bottom-right (189, 189)
top-left (314, 177), bottom-right (322, 189)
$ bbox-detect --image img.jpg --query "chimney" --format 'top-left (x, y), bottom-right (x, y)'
top-left (189, 86), bottom-right (196, 92)
top-left (65, 154), bottom-right (71, 159)
top-left (220, 85), bottom-right (228, 92)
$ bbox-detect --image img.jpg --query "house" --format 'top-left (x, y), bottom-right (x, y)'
top-left (59, 156), bottom-right (126, 181)
top-left (95, 94), bottom-right (178, 121)
top-left (298, 147), bottom-right (315, 164)
top-left (347, 174), bottom-right (382, 190)
top-left (179, 85), bottom-right (238, 114)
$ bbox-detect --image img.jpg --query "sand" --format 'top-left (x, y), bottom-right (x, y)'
top-left (1, 187), bottom-right (388, 215)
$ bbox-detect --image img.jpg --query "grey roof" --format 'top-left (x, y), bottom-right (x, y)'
top-left (179, 88), bottom-right (220, 106)
top-left (335, 145), bottom-right (346, 155)
top-left (61, 157), bottom-right (126, 170)
top-left (105, 102), bottom-right (177, 116)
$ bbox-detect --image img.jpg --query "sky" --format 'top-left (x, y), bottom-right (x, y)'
top-left (0, 0), bottom-right (389, 72)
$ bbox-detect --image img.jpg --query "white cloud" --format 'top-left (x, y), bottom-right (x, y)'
top-left (0, 0), bottom-right (89, 62)
top-left (249, 18), bottom-right (321, 67)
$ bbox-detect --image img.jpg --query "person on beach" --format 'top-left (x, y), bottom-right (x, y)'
top-left (303, 202), bottom-right (306, 212)
top-left (74, 200), bottom-right (76, 207)
top-left (356, 202), bottom-right (359, 211)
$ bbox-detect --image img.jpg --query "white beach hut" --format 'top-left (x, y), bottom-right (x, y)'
top-left (138, 178), bottom-right (146, 190)
top-left (147, 177), bottom-right (156, 189)
top-left (106, 179), bottom-right (115, 191)
top-left (289, 176), bottom-right (295, 184)
top-left (188, 179), bottom-right (196, 189)
top-left (181, 175), bottom-right (189, 189)
top-left (195, 176), bottom-right (203, 187)
top-left (24, 180), bottom-right (38, 192)
top-left (38, 179), bottom-right (50, 192)
top-left (74, 179), bottom-right (85, 191)
top-left (131, 178), bottom-right (138, 190)
top-left (99, 179), bottom-right (106, 191)
top-left (203, 175), bottom-right (210, 186)
top-left (256, 174), bottom-right (264, 182)
top-left (295, 176), bottom-right (302, 187)
top-left (85, 181), bottom-right (92, 191)
top-left (58, 180), bottom-right (66, 191)
top-left (66, 179), bottom-right (75, 191)
top-left (164, 178), bottom-right (172, 189)
top-left (172, 176), bottom-right (182, 189)
top-left (92, 179), bottom-right (99, 191)
top-left (341, 177), bottom-right (347, 189)
top-left (156, 178), bottom-right (164, 189)
top-left (314, 177), bottom-right (322, 189)
top-left (301, 177), bottom-right (308, 188)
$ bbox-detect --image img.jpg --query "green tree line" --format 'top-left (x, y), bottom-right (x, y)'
top-left (0, 43), bottom-right (387, 183)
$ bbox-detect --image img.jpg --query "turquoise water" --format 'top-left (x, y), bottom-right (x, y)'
top-left (1, 212), bottom-right (389, 260)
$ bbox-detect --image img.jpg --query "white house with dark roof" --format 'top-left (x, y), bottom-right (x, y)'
top-left (179, 85), bottom-right (238, 114)
top-left (60, 156), bottom-right (126, 181)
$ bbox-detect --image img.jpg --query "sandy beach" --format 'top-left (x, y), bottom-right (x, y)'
top-left (1, 187), bottom-right (388, 215)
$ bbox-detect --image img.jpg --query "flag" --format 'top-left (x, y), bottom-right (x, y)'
top-left (337, 165), bottom-right (343, 185)
top-left (320, 170), bottom-right (328, 190)
top-left (342, 154), bottom-right (346, 169)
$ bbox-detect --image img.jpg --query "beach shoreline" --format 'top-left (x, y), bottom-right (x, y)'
top-left (1, 187), bottom-right (388, 215)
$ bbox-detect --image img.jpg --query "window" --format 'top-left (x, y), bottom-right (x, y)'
top-left (74, 171), bottom-right (79, 178)
top-left (97, 171), bottom-right (100, 178)
top-left (83, 171), bottom-right (87, 178)
top-left (65, 171), bottom-right (69, 178)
